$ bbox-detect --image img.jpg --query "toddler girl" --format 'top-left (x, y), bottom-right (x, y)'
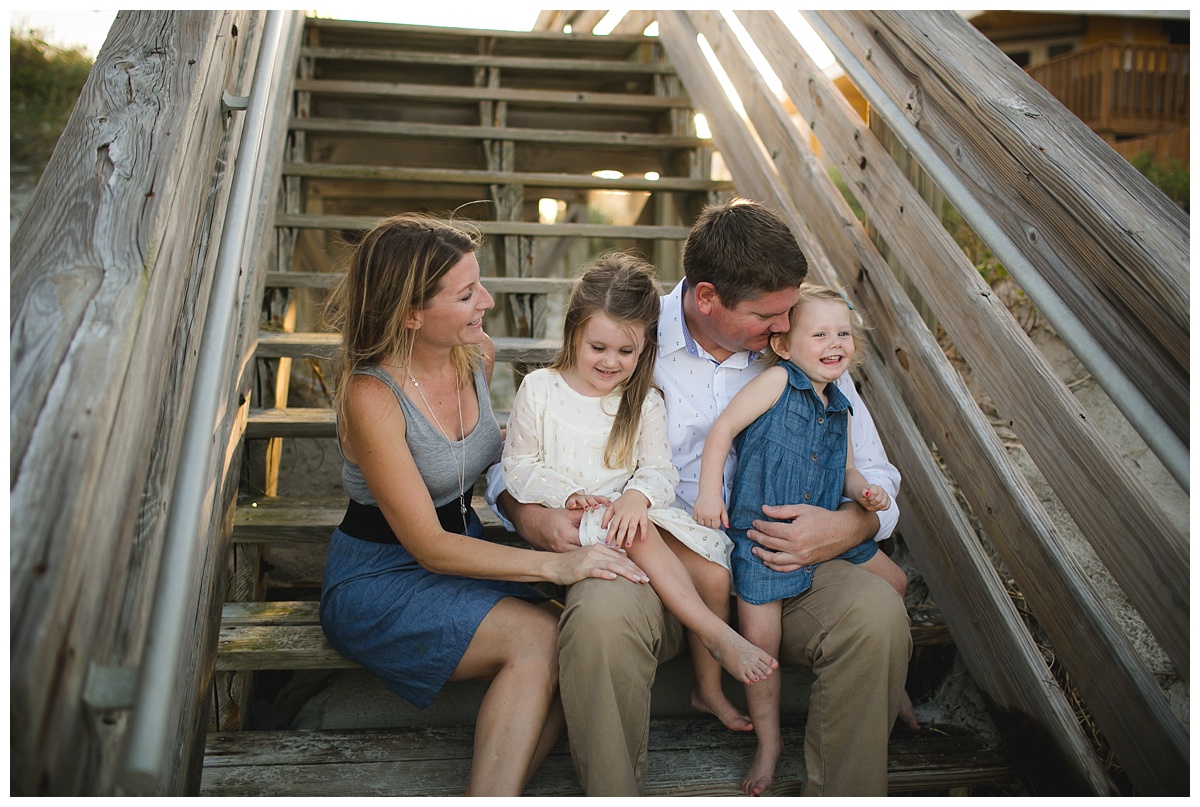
top-left (694, 284), bottom-right (910, 796)
top-left (503, 253), bottom-right (778, 731)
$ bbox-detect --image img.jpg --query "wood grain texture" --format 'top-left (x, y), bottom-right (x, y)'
top-left (254, 330), bottom-right (559, 365)
top-left (291, 115), bottom-right (710, 148)
top-left (281, 161), bottom-right (732, 191)
top-left (743, 10), bottom-right (1191, 684)
top-left (295, 78), bottom-right (691, 109)
top-left (732, 10), bottom-right (1186, 794)
top-left (686, 10), bottom-right (1119, 793)
top-left (300, 45), bottom-right (675, 74)
top-left (815, 10), bottom-right (1188, 445)
top-left (9, 10), bottom-right (270, 795)
top-left (200, 719), bottom-right (1016, 796)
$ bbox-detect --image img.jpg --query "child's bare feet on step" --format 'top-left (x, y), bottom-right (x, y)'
top-left (691, 689), bottom-right (754, 731)
top-left (706, 627), bottom-right (777, 684)
top-left (740, 746), bottom-right (780, 796)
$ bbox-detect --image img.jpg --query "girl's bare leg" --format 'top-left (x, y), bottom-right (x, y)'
top-left (737, 598), bottom-right (784, 797)
top-left (450, 596), bottom-right (562, 796)
top-left (857, 553), bottom-right (920, 729)
top-left (624, 527), bottom-right (777, 685)
top-left (659, 530), bottom-right (753, 732)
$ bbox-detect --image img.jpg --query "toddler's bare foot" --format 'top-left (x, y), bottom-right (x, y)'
top-left (740, 746), bottom-right (780, 796)
top-left (690, 688), bottom-right (753, 731)
top-left (897, 688), bottom-right (920, 730)
top-left (706, 627), bottom-right (778, 684)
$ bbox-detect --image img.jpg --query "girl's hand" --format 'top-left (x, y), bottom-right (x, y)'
top-left (544, 544), bottom-right (649, 586)
top-left (566, 493), bottom-right (611, 511)
top-left (601, 490), bottom-right (651, 548)
top-left (693, 492), bottom-right (729, 530)
top-left (858, 485), bottom-right (892, 512)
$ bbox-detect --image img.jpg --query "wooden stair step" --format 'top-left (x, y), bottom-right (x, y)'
top-left (290, 117), bottom-right (711, 150)
top-left (217, 600), bottom-right (952, 672)
top-left (218, 601), bottom-right (345, 671)
top-left (281, 162), bottom-right (732, 193)
top-left (245, 407), bottom-right (514, 439)
top-left (201, 718), bottom-right (1017, 796)
top-left (254, 330), bottom-right (558, 363)
top-left (233, 494), bottom-right (509, 544)
top-left (275, 214), bottom-right (692, 239)
top-left (300, 45), bottom-right (676, 76)
top-left (265, 272), bottom-right (579, 292)
top-left (295, 78), bottom-right (692, 111)
top-left (245, 408), bottom-right (333, 439)
top-left (303, 18), bottom-right (655, 61)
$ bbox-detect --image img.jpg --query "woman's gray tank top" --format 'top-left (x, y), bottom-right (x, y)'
top-left (340, 364), bottom-right (502, 508)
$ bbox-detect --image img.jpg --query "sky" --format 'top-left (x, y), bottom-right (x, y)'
top-left (10, 8), bottom-right (834, 70)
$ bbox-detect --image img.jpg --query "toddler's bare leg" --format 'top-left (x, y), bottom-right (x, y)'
top-left (624, 527), bottom-right (777, 685)
top-left (858, 551), bottom-right (907, 598)
top-left (737, 598), bottom-right (784, 797)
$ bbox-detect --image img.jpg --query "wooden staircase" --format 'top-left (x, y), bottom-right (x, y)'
top-left (205, 16), bottom-right (1019, 796)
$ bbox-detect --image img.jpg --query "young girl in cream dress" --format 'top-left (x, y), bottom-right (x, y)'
top-left (504, 253), bottom-right (777, 731)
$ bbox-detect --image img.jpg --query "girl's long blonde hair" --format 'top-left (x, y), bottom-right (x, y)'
top-left (550, 253), bottom-right (661, 471)
top-left (323, 214), bottom-right (483, 424)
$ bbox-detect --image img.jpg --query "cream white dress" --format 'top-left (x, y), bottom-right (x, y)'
top-left (503, 368), bottom-right (732, 570)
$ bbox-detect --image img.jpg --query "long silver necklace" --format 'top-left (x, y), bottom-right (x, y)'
top-left (408, 369), bottom-right (469, 532)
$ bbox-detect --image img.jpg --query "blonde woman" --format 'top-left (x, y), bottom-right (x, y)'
top-left (319, 215), bottom-right (648, 796)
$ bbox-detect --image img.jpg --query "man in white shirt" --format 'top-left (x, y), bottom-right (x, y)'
top-left (489, 199), bottom-right (910, 796)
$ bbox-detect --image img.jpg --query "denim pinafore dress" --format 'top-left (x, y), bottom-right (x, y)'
top-left (727, 360), bottom-right (877, 605)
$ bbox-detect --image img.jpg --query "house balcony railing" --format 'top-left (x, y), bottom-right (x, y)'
top-left (1027, 42), bottom-right (1189, 140)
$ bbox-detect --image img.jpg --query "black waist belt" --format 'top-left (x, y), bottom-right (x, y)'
top-left (339, 498), bottom-right (473, 543)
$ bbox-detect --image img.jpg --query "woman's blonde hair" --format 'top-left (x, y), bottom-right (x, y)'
top-left (550, 253), bottom-right (661, 471)
top-left (767, 283), bottom-right (868, 371)
top-left (323, 214), bottom-right (483, 424)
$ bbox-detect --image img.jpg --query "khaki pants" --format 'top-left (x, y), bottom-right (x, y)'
top-left (557, 559), bottom-right (911, 796)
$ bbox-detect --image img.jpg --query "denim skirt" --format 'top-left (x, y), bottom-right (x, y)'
top-left (318, 505), bottom-right (547, 709)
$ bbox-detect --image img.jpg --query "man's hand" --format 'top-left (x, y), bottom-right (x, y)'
top-left (747, 502), bottom-right (878, 572)
top-left (500, 491), bottom-right (584, 554)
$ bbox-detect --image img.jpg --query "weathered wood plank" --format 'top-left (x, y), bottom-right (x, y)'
top-left (254, 331), bottom-right (559, 364)
top-left (217, 599), bottom-right (955, 674)
top-left (201, 719), bottom-right (1016, 796)
top-left (217, 623), bottom-right (352, 670)
top-left (231, 494), bottom-right (509, 544)
top-left (274, 214), bottom-right (692, 239)
top-left (611, 10), bottom-right (657, 35)
top-left (245, 408), bottom-right (335, 439)
top-left (817, 12), bottom-right (1188, 442)
top-left (9, 10), bottom-right (281, 796)
top-left (300, 45), bottom-right (673, 74)
top-left (281, 161), bottom-right (732, 192)
top-left (265, 272), bottom-right (579, 293)
top-left (295, 78), bottom-right (691, 109)
top-left (801, 12), bottom-right (1189, 686)
top-left (291, 116), bottom-right (710, 149)
top-left (664, 11), bottom-right (1122, 794)
top-left (731, 10), bottom-right (1186, 795)
top-left (306, 16), bottom-right (653, 48)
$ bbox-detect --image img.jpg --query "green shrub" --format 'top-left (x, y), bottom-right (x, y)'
top-left (1129, 151), bottom-right (1189, 212)
top-left (10, 27), bottom-right (93, 179)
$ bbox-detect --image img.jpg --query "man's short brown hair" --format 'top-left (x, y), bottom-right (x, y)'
top-left (682, 198), bottom-right (808, 308)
